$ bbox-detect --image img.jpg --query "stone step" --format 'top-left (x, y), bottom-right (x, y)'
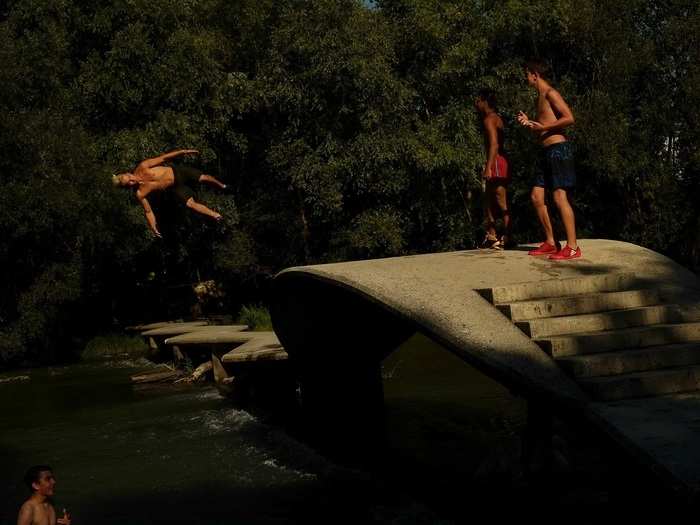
top-left (557, 343), bottom-right (700, 378)
top-left (516, 305), bottom-right (682, 338)
top-left (579, 366), bottom-right (700, 401)
top-left (479, 273), bottom-right (639, 304)
top-left (535, 322), bottom-right (700, 357)
top-left (498, 288), bottom-right (661, 321)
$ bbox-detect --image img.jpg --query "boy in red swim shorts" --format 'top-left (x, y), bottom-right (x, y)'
top-left (475, 88), bottom-right (512, 249)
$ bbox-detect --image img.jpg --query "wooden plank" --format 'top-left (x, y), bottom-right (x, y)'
top-left (174, 361), bottom-right (213, 383)
top-left (130, 370), bottom-right (181, 384)
top-left (0, 375), bottom-right (30, 384)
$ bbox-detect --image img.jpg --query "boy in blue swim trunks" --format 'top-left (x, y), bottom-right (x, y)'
top-left (517, 59), bottom-right (580, 260)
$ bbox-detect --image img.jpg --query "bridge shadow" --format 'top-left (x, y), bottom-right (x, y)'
top-left (372, 333), bottom-right (685, 516)
top-left (250, 333), bottom-right (688, 518)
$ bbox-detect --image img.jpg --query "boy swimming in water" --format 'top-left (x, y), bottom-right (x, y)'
top-left (17, 466), bottom-right (71, 525)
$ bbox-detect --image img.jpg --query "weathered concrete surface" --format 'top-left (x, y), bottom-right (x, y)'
top-left (538, 322), bottom-right (700, 357)
top-left (581, 366), bottom-right (700, 401)
top-left (163, 325), bottom-right (250, 345)
top-left (499, 288), bottom-right (662, 321)
top-left (271, 239), bottom-right (700, 493)
top-left (590, 393), bottom-right (700, 494)
top-left (273, 240), bottom-right (698, 407)
top-left (140, 322), bottom-right (210, 337)
top-left (221, 332), bottom-right (286, 364)
top-left (558, 343), bottom-right (700, 378)
top-left (517, 304), bottom-right (682, 338)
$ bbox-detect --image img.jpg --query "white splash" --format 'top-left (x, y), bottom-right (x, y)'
top-left (262, 458), bottom-right (317, 480)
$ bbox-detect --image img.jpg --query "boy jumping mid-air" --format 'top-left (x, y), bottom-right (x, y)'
top-left (518, 59), bottom-right (580, 260)
top-left (113, 149), bottom-right (228, 238)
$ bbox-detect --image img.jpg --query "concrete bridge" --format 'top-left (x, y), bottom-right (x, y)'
top-left (271, 239), bottom-right (700, 497)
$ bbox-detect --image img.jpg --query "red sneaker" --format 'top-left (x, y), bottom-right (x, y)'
top-left (528, 241), bottom-right (560, 256)
top-left (549, 245), bottom-right (581, 260)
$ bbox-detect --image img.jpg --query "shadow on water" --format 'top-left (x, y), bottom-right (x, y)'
top-left (0, 337), bottom-right (686, 525)
top-left (320, 333), bottom-right (683, 521)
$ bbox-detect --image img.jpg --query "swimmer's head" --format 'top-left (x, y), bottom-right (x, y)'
top-left (24, 465), bottom-right (55, 496)
top-left (112, 173), bottom-right (137, 188)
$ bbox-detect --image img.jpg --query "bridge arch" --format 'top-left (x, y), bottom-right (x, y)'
top-left (271, 240), bottom-right (700, 493)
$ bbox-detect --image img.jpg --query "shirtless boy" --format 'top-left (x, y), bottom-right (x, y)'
top-left (17, 466), bottom-right (71, 525)
top-left (475, 88), bottom-right (512, 249)
top-left (113, 149), bottom-right (227, 237)
top-left (517, 59), bottom-right (580, 260)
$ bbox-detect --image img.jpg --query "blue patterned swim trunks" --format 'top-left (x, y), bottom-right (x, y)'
top-left (535, 141), bottom-right (576, 189)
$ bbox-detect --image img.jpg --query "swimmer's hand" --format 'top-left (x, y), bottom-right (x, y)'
top-left (57, 508), bottom-right (71, 525)
top-left (153, 229), bottom-right (162, 239)
top-left (482, 166), bottom-right (493, 180)
top-left (212, 212), bottom-right (223, 222)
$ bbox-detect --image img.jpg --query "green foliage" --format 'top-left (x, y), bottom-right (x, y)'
top-left (81, 333), bottom-right (148, 360)
top-left (1, 0), bottom-right (699, 366)
top-left (237, 305), bottom-right (273, 332)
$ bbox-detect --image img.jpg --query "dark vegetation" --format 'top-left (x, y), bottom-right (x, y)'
top-left (1, 0), bottom-right (698, 366)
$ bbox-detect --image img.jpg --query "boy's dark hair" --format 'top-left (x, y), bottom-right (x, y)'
top-left (477, 88), bottom-right (497, 109)
top-left (524, 58), bottom-right (549, 78)
top-left (24, 465), bottom-right (52, 491)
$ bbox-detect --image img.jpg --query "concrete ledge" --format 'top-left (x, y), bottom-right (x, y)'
top-left (221, 333), bottom-right (284, 363)
top-left (481, 272), bottom-right (642, 304)
top-left (538, 322), bottom-right (700, 357)
top-left (581, 366), bottom-right (700, 401)
top-left (163, 325), bottom-right (250, 345)
top-left (141, 322), bottom-right (210, 337)
top-left (517, 304), bottom-right (682, 338)
top-left (498, 289), bottom-right (662, 321)
top-left (558, 343), bottom-right (700, 378)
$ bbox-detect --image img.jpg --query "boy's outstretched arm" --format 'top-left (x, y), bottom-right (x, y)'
top-left (137, 192), bottom-right (161, 238)
top-left (138, 149), bottom-right (199, 169)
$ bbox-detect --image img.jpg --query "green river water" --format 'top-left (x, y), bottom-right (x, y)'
top-left (1, 334), bottom-right (629, 524)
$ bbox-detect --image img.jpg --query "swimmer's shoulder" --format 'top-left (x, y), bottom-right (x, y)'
top-left (17, 500), bottom-right (37, 524)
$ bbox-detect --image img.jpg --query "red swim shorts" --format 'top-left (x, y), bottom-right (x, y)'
top-left (489, 154), bottom-right (510, 184)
